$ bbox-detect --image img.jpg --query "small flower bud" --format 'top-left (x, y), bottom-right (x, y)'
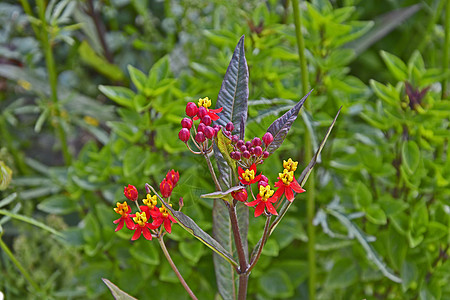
top-left (225, 122), bottom-right (234, 132)
top-left (236, 140), bottom-right (244, 148)
top-left (231, 135), bottom-right (239, 144)
top-left (252, 137), bottom-right (262, 147)
top-left (124, 184), bottom-right (138, 201)
top-left (186, 102), bottom-right (198, 117)
top-left (179, 197), bottom-right (184, 209)
top-left (258, 180), bottom-right (268, 188)
top-left (223, 130), bottom-right (230, 137)
top-left (231, 189), bottom-right (248, 202)
top-left (234, 151), bottom-right (241, 160)
top-left (197, 106), bottom-right (207, 119)
top-left (254, 146), bottom-right (263, 156)
top-left (242, 150), bottom-right (251, 159)
top-left (240, 145), bottom-right (247, 152)
top-left (263, 132), bottom-right (274, 146)
top-left (263, 151), bottom-right (270, 158)
top-left (245, 141), bottom-right (252, 149)
top-left (197, 123), bottom-right (206, 133)
top-left (260, 175), bottom-right (269, 183)
top-left (201, 115), bottom-right (212, 126)
top-left (166, 170), bottom-right (180, 186)
top-left (230, 151), bottom-right (236, 159)
top-left (204, 126), bottom-right (215, 139)
top-left (249, 147), bottom-right (255, 154)
top-left (160, 179), bottom-right (173, 198)
top-left (178, 128), bottom-right (190, 142)
top-left (181, 117), bottom-right (193, 129)
top-left (195, 131), bottom-right (206, 143)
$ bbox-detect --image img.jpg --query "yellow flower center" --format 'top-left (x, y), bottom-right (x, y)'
top-left (143, 194), bottom-right (158, 209)
top-left (283, 158), bottom-right (298, 172)
top-left (198, 97), bottom-right (212, 109)
top-left (259, 185), bottom-right (274, 202)
top-left (114, 202), bottom-right (129, 217)
top-left (159, 204), bottom-right (172, 218)
top-left (133, 212), bottom-right (148, 227)
top-left (242, 169), bottom-right (255, 182)
top-left (279, 169), bottom-right (294, 185)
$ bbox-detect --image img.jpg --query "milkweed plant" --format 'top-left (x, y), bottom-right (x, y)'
top-left (105, 36), bottom-right (341, 300)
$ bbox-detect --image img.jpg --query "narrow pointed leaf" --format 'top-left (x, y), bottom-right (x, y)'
top-left (201, 186), bottom-right (245, 201)
top-left (269, 107), bottom-right (341, 235)
top-left (215, 129), bottom-right (236, 175)
top-left (215, 35), bottom-right (249, 138)
top-left (102, 278), bottom-right (137, 300)
top-left (266, 90), bottom-right (313, 155)
top-left (157, 196), bottom-right (238, 268)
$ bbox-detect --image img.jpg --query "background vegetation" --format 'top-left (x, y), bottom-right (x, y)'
top-left (0, 0), bottom-right (449, 299)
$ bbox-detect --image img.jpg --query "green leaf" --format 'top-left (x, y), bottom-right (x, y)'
top-left (325, 258), bottom-right (358, 288)
top-left (353, 181), bottom-right (373, 208)
top-left (123, 146), bottom-right (148, 177)
top-left (387, 226), bottom-right (407, 271)
top-left (0, 193), bottom-right (17, 208)
top-left (180, 239), bottom-right (205, 264)
top-left (379, 196), bottom-right (409, 216)
top-left (369, 80), bottom-right (399, 106)
top-left (380, 50), bottom-right (408, 82)
top-left (156, 195), bottom-right (238, 268)
top-left (127, 65), bottom-right (146, 91)
top-left (266, 90), bottom-right (312, 155)
top-left (366, 204), bottom-right (387, 225)
top-left (102, 278), bottom-right (137, 300)
top-left (129, 241), bottom-right (159, 265)
top-left (0, 161), bottom-right (12, 191)
top-left (37, 195), bottom-right (77, 215)
top-left (78, 41), bottom-right (125, 81)
top-left (259, 269), bottom-right (294, 298)
top-left (424, 221), bottom-right (448, 243)
top-left (402, 140), bottom-right (420, 174)
top-left (99, 85), bottom-right (135, 108)
top-left (201, 185), bottom-right (244, 202)
top-left (215, 35), bottom-right (249, 137)
top-left (214, 129), bottom-right (236, 176)
top-left (270, 107), bottom-right (341, 235)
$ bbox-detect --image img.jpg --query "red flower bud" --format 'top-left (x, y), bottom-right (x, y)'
top-left (204, 126), bottom-right (215, 139)
top-left (160, 179), bottom-right (173, 198)
top-left (254, 146), bottom-right (263, 156)
top-left (201, 115), bottom-right (212, 126)
top-left (236, 140), bottom-right (244, 148)
top-left (181, 117), bottom-right (193, 129)
top-left (240, 145), bottom-right (247, 152)
top-left (245, 141), bottom-right (252, 149)
top-left (263, 132), bottom-right (274, 146)
top-left (258, 180), bottom-right (268, 188)
top-left (166, 170), bottom-right (180, 186)
top-left (178, 128), bottom-right (190, 142)
top-left (233, 151), bottom-right (241, 160)
top-left (124, 184), bottom-right (138, 201)
top-left (252, 137), bottom-right (262, 147)
top-left (242, 150), bottom-right (251, 159)
top-left (260, 175), bottom-right (269, 183)
top-left (225, 122), bottom-right (234, 132)
top-left (231, 189), bottom-right (248, 202)
top-left (263, 151), bottom-right (270, 158)
top-left (197, 106), bottom-right (207, 119)
top-left (197, 123), bottom-right (206, 133)
top-left (195, 131), bottom-right (206, 143)
top-left (186, 102), bottom-right (198, 117)
top-left (231, 135), bottom-right (239, 144)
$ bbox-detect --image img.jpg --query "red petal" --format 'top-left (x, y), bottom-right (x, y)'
top-left (131, 228), bottom-right (141, 240)
top-left (152, 218), bottom-right (163, 228)
top-left (210, 107), bottom-right (223, 113)
top-left (272, 187), bottom-right (284, 201)
top-left (274, 180), bottom-right (284, 188)
top-left (245, 198), bottom-right (260, 207)
top-left (113, 218), bottom-right (121, 224)
top-left (266, 203), bottom-right (278, 215)
top-left (290, 180), bottom-right (306, 194)
top-left (285, 187), bottom-right (294, 202)
top-left (125, 217), bottom-right (135, 230)
top-left (238, 166), bottom-right (244, 176)
top-left (169, 215), bottom-right (177, 223)
top-left (255, 202), bottom-right (265, 217)
top-left (209, 112), bottom-right (220, 121)
top-left (115, 219), bottom-right (124, 232)
top-left (193, 116), bottom-right (199, 121)
top-left (164, 218), bottom-right (172, 233)
top-left (252, 172), bottom-right (262, 183)
top-left (250, 164), bottom-right (257, 173)
top-left (142, 227), bottom-right (152, 240)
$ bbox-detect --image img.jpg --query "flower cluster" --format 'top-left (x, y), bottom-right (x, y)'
top-left (229, 132), bottom-right (274, 167)
top-left (235, 159), bottom-right (306, 217)
top-left (113, 170), bottom-right (179, 240)
top-left (179, 97), bottom-right (223, 150)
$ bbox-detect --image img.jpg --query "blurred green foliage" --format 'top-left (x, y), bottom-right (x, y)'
top-left (0, 0), bottom-right (449, 299)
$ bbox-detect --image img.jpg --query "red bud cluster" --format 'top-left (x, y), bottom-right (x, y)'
top-left (160, 169), bottom-right (180, 198)
top-left (229, 132), bottom-right (273, 166)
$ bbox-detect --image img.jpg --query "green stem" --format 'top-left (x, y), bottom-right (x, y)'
top-left (35, 0), bottom-right (72, 164)
top-left (443, 0), bottom-right (450, 99)
top-left (247, 215), bottom-right (271, 274)
top-left (0, 235), bottom-right (42, 293)
top-left (292, 1), bottom-right (315, 299)
top-left (203, 152), bottom-right (221, 192)
top-left (157, 236), bottom-right (198, 300)
top-left (418, 0), bottom-right (446, 53)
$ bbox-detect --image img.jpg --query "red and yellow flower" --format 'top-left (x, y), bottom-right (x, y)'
top-left (272, 159), bottom-right (305, 202)
top-left (238, 164), bottom-right (262, 185)
top-left (124, 184), bottom-right (138, 201)
top-left (113, 201), bottom-right (135, 231)
top-left (151, 204), bottom-right (177, 233)
top-left (193, 97), bottom-right (223, 121)
top-left (245, 185), bottom-right (278, 217)
top-left (131, 211), bottom-right (157, 241)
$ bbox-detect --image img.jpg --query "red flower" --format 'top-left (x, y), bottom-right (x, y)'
top-left (124, 184), bottom-right (138, 201)
top-left (245, 185), bottom-right (278, 217)
top-left (238, 164), bottom-right (262, 185)
top-left (193, 97), bottom-right (223, 121)
top-left (130, 211), bottom-right (157, 240)
top-left (273, 168), bottom-right (305, 202)
top-left (231, 188), bottom-right (248, 202)
top-left (166, 170), bottom-right (180, 186)
top-left (113, 201), bottom-right (135, 231)
top-left (160, 179), bottom-right (174, 198)
top-left (151, 205), bottom-right (177, 233)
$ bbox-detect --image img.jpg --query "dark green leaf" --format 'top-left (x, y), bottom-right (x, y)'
top-left (129, 241), bottom-right (159, 265)
top-left (259, 269), bottom-right (294, 298)
top-left (0, 193), bottom-right (17, 208)
top-left (102, 278), bottom-right (137, 300)
top-left (353, 181), bottom-right (373, 208)
top-left (37, 195), bottom-right (77, 215)
top-left (266, 90), bottom-right (312, 155)
top-left (99, 85), bottom-right (135, 108)
top-left (215, 35), bottom-right (249, 137)
top-left (402, 140), bottom-right (420, 174)
top-left (325, 258), bottom-right (358, 288)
